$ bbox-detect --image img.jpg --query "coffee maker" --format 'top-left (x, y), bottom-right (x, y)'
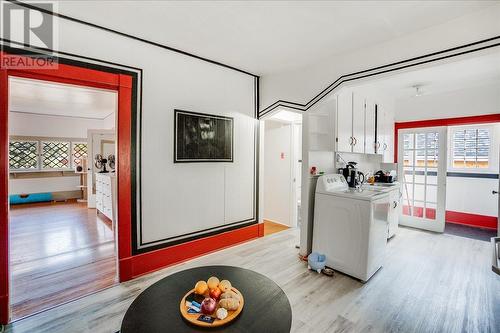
top-left (339, 161), bottom-right (365, 188)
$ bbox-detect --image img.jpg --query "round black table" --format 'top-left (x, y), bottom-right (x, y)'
top-left (120, 265), bottom-right (292, 333)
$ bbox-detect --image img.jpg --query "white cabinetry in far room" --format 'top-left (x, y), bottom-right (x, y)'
top-left (95, 173), bottom-right (115, 221)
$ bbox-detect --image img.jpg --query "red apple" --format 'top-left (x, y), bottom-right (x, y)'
top-left (209, 287), bottom-right (222, 300)
top-left (200, 297), bottom-right (216, 315)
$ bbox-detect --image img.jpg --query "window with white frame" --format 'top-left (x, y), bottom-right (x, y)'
top-left (450, 126), bottom-right (491, 170)
top-left (9, 137), bottom-right (87, 172)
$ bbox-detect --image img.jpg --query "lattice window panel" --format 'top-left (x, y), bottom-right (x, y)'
top-left (42, 141), bottom-right (70, 169)
top-left (72, 143), bottom-right (88, 166)
top-left (9, 141), bottom-right (38, 170)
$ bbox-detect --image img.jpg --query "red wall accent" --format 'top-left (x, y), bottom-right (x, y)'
top-left (445, 211), bottom-right (497, 230)
top-left (395, 114), bottom-right (499, 231)
top-left (0, 66), bottom-right (10, 325)
top-left (403, 206), bottom-right (497, 230)
top-left (0, 52), bottom-right (262, 323)
top-left (394, 114), bottom-right (500, 162)
top-left (0, 52), bottom-right (132, 324)
top-left (121, 224), bottom-right (261, 280)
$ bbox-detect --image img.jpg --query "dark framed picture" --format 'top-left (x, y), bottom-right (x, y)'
top-left (174, 109), bottom-right (234, 163)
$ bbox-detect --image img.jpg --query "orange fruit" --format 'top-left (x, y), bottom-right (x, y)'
top-left (194, 280), bottom-right (208, 294)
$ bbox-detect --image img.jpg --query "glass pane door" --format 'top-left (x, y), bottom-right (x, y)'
top-left (398, 127), bottom-right (447, 232)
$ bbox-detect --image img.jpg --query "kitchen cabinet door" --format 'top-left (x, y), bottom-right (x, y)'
top-left (365, 98), bottom-right (376, 154)
top-left (378, 104), bottom-right (394, 162)
top-left (352, 92), bottom-right (365, 153)
top-left (336, 91), bottom-right (353, 152)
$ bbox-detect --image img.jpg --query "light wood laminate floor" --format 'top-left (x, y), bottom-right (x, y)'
top-left (4, 226), bottom-right (500, 333)
top-left (9, 202), bottom-right (117, 320)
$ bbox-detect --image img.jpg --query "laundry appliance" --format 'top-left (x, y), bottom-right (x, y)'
top-left (312, 174), bottom-right (390, 282)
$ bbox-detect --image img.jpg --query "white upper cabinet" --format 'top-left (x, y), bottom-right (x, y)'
top-left (352, 93), bottom-right (365, 153)
top-left (375, 103), bottom-right (395, 162)
top-left (336, 92), bottom-right (353, 153)
top-left (335, 88), bottom-right (394, 159)
top-left (365, 98), bottom-right (376, 154)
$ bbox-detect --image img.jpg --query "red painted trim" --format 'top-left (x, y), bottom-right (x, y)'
top-left (394, 114), bottom-right (500, 163)
top-left (258, 222), bottom-right (265, 237)
top-left (117, 75), bottom-right (132, 264)
top-left (0, 53), bottom-right (133, 324)
top-left (445, 211), bottom-right (497, 230)
top-left (0, 69), bottom-right (9, 324)
top-left (120, 223), bottom-right (261, 280)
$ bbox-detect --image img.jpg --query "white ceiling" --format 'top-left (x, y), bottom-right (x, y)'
top-left (9, 77), bottom-right (117, 119)
top-left (344, 48), bottom-right (500, 98)
top-left (56, 1), bottom-right (495, 75)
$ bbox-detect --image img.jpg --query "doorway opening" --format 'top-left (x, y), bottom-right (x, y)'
top-left (7, 77), bottom-right (119, 320)
top-left (397, 120), bottom-right (500, 240)
top-left (261, 110), bottom-right (302, 236)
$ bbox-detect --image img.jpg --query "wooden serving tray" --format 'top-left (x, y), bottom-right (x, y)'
top-left (179, 287), bottom-right (244, 328)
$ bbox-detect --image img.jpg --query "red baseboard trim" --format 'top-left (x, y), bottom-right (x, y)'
top-left (120, 223), bottom-right (263, 281)
top-left (403, 205), bottom-right (497, 230)
top-left (445, 210), bottom-right (497, 230)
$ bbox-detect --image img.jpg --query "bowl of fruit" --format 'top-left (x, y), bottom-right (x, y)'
top-left (179, 276), bottom-right (244, 327)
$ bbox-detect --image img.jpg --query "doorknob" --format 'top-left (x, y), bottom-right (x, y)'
top-left (493, 190), bottom-right (498, 195)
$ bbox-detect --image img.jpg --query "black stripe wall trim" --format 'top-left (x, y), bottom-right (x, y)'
top-left (259, 36), bottom-right (500, 118)
top-left (6, 0), bottom-right (258, 78)
top-left (447, 172), bottom-right (499, 179)
top-left (404, 170), bottom-right (499, 179)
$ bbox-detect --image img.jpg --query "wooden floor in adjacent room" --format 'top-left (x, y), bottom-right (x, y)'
top-left (4, 226), bottom-right (499, 333)
top-left (263, 220), bottom-right (290, 236)
top-left (9, 201), bottom-right (117, 320)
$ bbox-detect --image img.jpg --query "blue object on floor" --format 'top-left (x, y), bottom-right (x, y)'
top-left (308, 252), bottom-right (326, 273)
top-left (9, 193), bottom-right (52, 205)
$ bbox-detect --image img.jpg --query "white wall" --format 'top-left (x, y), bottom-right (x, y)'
top-left (1, 2), bottom-right (257, 250)
top-left (8, 112), bottom-right (115, 195)
top-left (394, 83), bottom-right (500, 122)
top-left (260, 4), bottom-right (500, 109)
top-left (9, 112), bottom-right (114, 138)
top-left (263, 120), bottom-right (292, 226)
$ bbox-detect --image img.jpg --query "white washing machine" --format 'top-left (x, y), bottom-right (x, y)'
top-left (312, 174), bottom-right (390, 282)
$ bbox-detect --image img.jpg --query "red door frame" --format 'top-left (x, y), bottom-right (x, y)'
top-left (0, 52), bottom-right (134, 324)
top-left (394, 114), bottom-right (500, 230)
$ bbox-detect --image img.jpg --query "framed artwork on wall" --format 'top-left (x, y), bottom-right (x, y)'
top-left (174, 109), bottom-right (234, 162)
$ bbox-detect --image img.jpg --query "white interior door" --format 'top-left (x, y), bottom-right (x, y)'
top-left (398, 127), bottom-right (447, 232)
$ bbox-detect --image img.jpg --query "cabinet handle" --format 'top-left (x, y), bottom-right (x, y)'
top-left (353, 137), bottom-right (357, 146)
top-left (493, 190), bottom-right (498, 195)
top-left (349, 137), bottom-right (354, 145)
top-left (383, 143), bottom-right (388, 151)
top-left (393, 201), bottom-right (398, 209)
